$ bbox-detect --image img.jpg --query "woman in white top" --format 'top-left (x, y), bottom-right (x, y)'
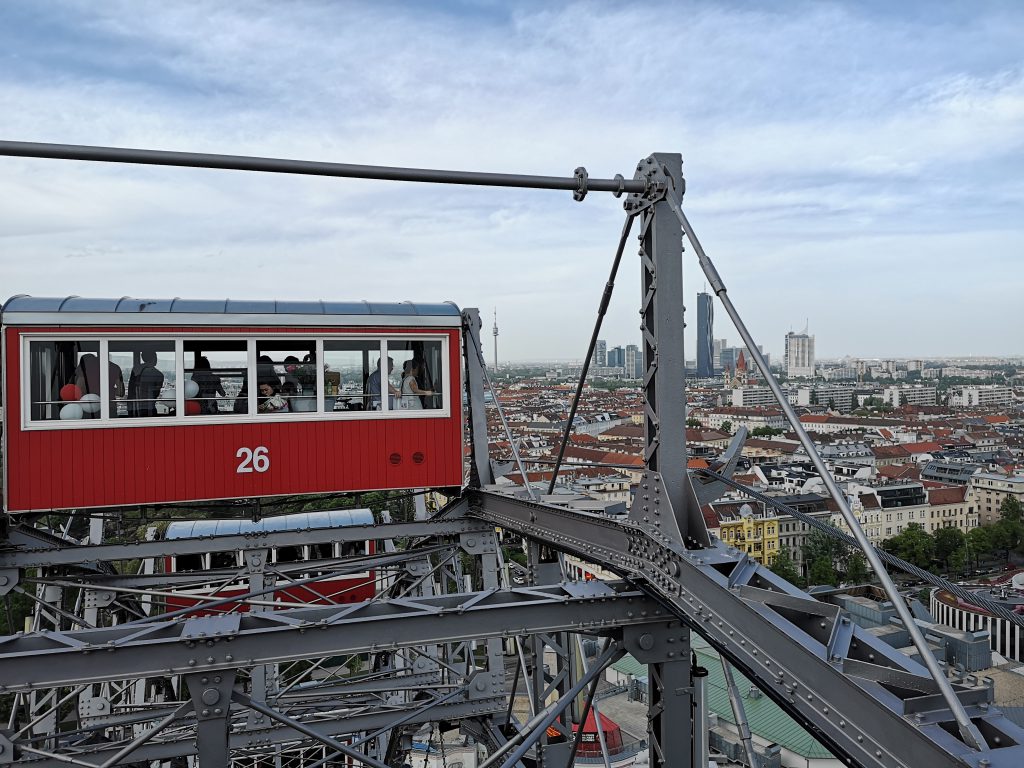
top-left (399, 359), bottom-right (435, 410)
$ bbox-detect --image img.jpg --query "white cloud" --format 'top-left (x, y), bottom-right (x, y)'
top-left (0, 0), bottom-right (1022, 359)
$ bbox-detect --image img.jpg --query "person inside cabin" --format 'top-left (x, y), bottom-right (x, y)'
top-left (236, 355), bottom-right (282, 413)
top-left (366, 356), bottom-right (399, 410)
top-left (191, 356), bottom-right (225, 415)
top-left (257, 355), bottom-right (279, 388)
top-left (127, 349), bottom-right (164, 417)
top-left (257, 381), bottom-right (290, 413)
top-left (398, 357), bottom-right (434, 410)
top-left (74, 353), bottom-right (125, 416)
top-left (282, 355), bottom-right (303, 395)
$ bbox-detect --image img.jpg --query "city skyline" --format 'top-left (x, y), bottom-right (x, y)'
top-left (1, 2), bottom-right (1022, 360)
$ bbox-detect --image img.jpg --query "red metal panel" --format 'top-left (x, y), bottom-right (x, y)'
top-left (2, 325), bottom-right (464, 511)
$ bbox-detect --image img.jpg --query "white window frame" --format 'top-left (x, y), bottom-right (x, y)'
top-left (20, 331), bottom-right (452, 430)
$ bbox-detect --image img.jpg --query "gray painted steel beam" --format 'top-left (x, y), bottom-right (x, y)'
top-left (10, 695), bottom-right (509, 768)
top-left (0, 516), bottom-right (486, 569)
top-left (0, 582), bottom-right (665, 690)
top-left (469, 489), bottom-right (1024, 768)
top-left (0, 140), bottom-right (646, 196)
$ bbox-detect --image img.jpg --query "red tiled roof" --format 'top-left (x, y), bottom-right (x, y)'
top-left (928, 486), bottom-right (968, 505)
top-left (903, 441), bottom-right (943, 454)
top-left (877, 464), bottom-right (922, 480)
top-left (872, 445), bottom-right (911, 459)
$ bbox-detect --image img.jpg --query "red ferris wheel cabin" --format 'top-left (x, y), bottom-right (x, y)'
top-left (1, 296), bottom-right (465, 513)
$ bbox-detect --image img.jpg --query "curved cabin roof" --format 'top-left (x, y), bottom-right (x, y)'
top-left (1, 296), bottom-right (463, 327)
top-left (164, 508), bottom-right (375, 539)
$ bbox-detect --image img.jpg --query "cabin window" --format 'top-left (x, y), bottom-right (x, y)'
top-left (275, 545), bottom-right (304, 564)
top-left (108, 340), bottom-right (175, 418)
top-left (323, 339), bottom-right (381, 411)
top-left (389, 339), bottom-right (444, 411)
top-left (183, 340), bottom-right (249, 417)
top-left (27, 340), bottom-right (101, 421)
top-left (308, 542), bottom-right (333, 561)
top-left (339, 541), bottom-right (366, 559)
top-left (255, 339), bottom-right (317, 415)
top-left (209, 551), bottom-right (238, 570)
top-left (22, 332), bottom-right (449, 427)
top-left (175, 553), bottom-right (204, 572)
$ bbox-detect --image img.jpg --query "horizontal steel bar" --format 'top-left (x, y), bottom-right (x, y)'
top-left (10, 696), bottom-right (508, 768)
top-left (0, 519), bottom-right (489, 568)
top-left (0, 581), bottom-right (664, 690)
top-left (0, 140), bottom-right (646, 195)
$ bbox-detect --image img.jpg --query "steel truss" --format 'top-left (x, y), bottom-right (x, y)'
top-left (1, 143), bottom-right (1022, 768)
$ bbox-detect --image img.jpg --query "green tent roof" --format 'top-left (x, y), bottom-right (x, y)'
top-left (616, 637), bottom-right (834, 759)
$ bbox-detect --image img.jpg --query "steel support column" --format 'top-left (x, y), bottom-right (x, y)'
top-left (626, 624), bottom-right (695, 768)
top-left (463, 308), bottom-right (494, 488)
top-left (627, 154), bottom-right (709, 548)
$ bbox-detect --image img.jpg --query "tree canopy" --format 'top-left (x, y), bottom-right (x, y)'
top-left (881, 523), bottom-right (935, 570)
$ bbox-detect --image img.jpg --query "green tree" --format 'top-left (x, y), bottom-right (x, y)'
top-left (1000, 496), bottom-right (1023, 524)
top-left (966, 526), bottom-right (996, 569)
top-left (949, 546), bottom-right (970, 578)
top-left (686, 418), bottom-right (703, 429)
top-left (720, 420), bottom-right (733, 435)
top-left (769, 549), bottom-right (803, 587)
top-left (808, 556), bottom-right (840, 587)
top-left (990, 519), bottom-right (1022, 563)
top-left (934, 527), bottom-right (966, 569)
top-left (881, 523), bottom-right (935, 570)
top-left (752, 426), bottom-right (784, 437)
top-left (844, 552), bottom-right (870, 584)
top-left (803, 525), bottom-right (847, 572)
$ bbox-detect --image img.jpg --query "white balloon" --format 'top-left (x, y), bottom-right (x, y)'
top-left (79, 394), bottom-right (101, 414)
top-left (184, 380), bottom-right (200, 398)
top-left (60, 403), bottom-right (84, 420)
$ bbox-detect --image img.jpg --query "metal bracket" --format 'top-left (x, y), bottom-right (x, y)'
top-left (0, 570), bottom-right (16, 597)
top-left (622, 155), bottom-right (674, 214)
top-left (185, 670), bottom-right (236, 721)
top-left (0, 733), bottom-right (13, 766)
top-left (572, 166), bottom-right (589, 201)
top-left (623, 622), bottom-right (690, 664)
top-left (459, 531), bottom-right (497, 556)
top-left (83, 589), bottom-right (115, 609)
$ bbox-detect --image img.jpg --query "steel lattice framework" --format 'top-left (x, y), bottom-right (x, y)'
top-left (0, 141), bottom-right (1022, 768)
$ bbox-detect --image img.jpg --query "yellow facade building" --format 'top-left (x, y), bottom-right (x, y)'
top-left (717, 502), bottom-right (781, 566)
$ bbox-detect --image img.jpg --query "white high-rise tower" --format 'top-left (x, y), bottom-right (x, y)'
top-left (785, 322), bottom-right (816, 378)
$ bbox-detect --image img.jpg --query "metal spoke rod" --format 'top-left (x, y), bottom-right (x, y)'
top-left (667, 196), bottom-right (987, 751)
top-left (235, 692), bottom-right (391, 768)
top-left (548, 212), bottom-right (636, 493)
top-left (0, 140), bottom-right (646, 197)
top-left (491, 642), bottom-right (624, 768)
top-left (470, 329), bottom-right (536, 500)
top-left (96, 701), bottom-right (191, 768)
top-left (721, 659), bottom-right (760, 768)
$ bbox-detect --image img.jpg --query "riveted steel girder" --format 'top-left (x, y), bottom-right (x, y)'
top-left (0, 581), bottom-right (665, 691)
top-left (469, 488), bottom-right (1024, 768)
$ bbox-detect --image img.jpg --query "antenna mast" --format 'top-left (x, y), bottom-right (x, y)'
top-left (492, 308), bottom-right (499, 372)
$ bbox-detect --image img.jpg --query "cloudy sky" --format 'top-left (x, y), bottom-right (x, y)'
top-left (1, 1), bottom-right (1021, 361)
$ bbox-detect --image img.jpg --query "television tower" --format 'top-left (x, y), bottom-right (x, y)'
top-left (492, 308), bottom-right (499, 371)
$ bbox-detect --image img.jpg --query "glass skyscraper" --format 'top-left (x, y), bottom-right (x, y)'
top-left (696, 292), bottom-right (714, 378)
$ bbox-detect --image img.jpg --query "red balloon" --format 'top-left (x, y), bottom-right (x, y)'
top-left (185, 400), bottom-right (202, 416)
top-left (60, 384), bottom-right (83, 402)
